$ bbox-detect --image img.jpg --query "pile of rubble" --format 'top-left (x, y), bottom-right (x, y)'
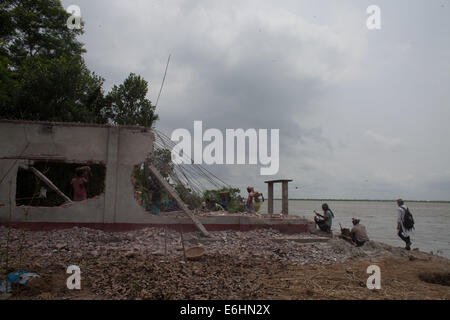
top-left (0, 226), bottom-right (346, 266)
top-left (0, 226), bottom-right (429, 299)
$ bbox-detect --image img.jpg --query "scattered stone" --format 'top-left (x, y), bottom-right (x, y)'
top-left (55, 244), bottom-right (67, 250)
top-left (1, 225), bottom-right (443, 300)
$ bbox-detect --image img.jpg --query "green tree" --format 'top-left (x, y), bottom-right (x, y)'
top-left (0, 0), bottom-right (106, 123)
top-left (4, 54), bottom-right (106, 122)
top-left (1, 0), bottom-right (158, 127)
top-left (0, 56), bottom-right (18, 110)
top-left (105, 73), bottom-right (159, 127)
top-left (1, 0), bottom-right (84, 66)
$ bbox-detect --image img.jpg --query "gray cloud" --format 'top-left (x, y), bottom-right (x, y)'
top-left (62, 0), bottom-right (450, 200)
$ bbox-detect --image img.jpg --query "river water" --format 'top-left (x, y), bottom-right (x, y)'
top-left (262, 200), bottom-right (450, 259)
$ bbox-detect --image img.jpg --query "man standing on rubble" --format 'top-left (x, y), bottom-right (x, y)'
top-left (246, 186), bottom-right (255, 213)
top-left (253, 191), bottom-right (264, 213)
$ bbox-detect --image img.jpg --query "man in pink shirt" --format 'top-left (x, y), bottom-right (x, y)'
top-left (71, 169), bottom-right (88, 201)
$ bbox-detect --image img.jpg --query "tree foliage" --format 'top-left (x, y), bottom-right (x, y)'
top-left (1, 0), bottom-right (84, 66)
top-left (105, 73), bottom-right (158, 127)
top-left (0, 0), bottom-right (158, 128)
top-left (202, 187), bottom-right (244, 213)
top-left (174, 184), bottom-right (202, 210)
top-left (2, 54), bottom-right (106, 122)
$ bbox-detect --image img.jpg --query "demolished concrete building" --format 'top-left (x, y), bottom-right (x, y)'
top-left (0, 120), bottom-right (313, 233)
top-left (0, 119), bottom-right (157, 229)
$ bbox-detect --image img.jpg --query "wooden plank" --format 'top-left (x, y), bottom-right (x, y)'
top-left (147, 164), bottom-right (210, 237)
top-left (28, 167), bottom-right (73, 204)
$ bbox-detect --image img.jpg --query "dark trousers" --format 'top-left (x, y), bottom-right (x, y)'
top-left (351, 233), bottom-right (366, 247)
top-left (315, 220), bottom-right (330, 232)
top-left (398, 230), bottom-right (411, 244)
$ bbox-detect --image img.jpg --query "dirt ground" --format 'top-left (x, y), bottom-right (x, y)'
top-left (1, 227), bottom-right (449, 300)
top-left (266, 255), bottom-right (450, 300)
top-left (4, 251), bottom-right (449, 300)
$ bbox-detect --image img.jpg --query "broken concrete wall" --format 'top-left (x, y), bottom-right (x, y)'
top-left (0, 120), bottom-right (154, 224)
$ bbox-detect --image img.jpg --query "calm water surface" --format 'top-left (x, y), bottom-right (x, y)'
top-left (262, 200), bottom-right (450, 259)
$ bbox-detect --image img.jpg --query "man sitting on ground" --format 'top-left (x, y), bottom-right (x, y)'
top-left (314, 203), bottom-right (334, 233)
top-left (350, 218), bottom-right (369, 247)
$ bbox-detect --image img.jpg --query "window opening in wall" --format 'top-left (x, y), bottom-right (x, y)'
top-left (16, 162), bottom-right (106, 207)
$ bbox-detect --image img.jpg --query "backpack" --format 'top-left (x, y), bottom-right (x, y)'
top-left (402, 206), bottom-right (415, 230)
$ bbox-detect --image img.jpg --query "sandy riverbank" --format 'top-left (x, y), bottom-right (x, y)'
top-left (0, 227), bottom-right (448, 299)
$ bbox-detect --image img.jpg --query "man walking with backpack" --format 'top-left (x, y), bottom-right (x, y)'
top-left (396, 199), bottom-right (414, 250)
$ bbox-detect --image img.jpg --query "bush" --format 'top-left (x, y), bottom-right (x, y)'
top-left (202, 187), bottom-right (244, 213)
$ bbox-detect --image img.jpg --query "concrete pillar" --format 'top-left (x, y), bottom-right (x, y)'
top-left (103, 127), bottom-right (120, 223)
top-left (0, 160), bottom-right (18, 221)
top-left (282, 181), bottom-right (288, 215)
top-left (267, 182), bottom-right (273, 214)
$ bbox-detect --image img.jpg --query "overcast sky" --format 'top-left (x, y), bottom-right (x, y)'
top-left (61, 0), bottom-right (450, 200)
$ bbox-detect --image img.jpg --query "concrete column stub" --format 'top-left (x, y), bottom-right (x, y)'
top-left (103, 127), bottom-right (120, 223)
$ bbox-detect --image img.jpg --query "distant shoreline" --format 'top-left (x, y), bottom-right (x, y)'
top-left (273, 199), bottom-right (450, 203)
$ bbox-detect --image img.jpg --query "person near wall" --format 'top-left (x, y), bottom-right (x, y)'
top-left (218, 191), bottom-right (230, 211)
top-left (163, 195), bottom-right (180, 212)
top-left (71, 169), bottom-right (88, 201)
top-left (246, 186), bottom-right (255, 213)
top-left (253, 191), bottom-right (264, 213)
top-left (151, 190), bottom-right (162, 214)
top-left (77, 166), bottom-right (92, 179)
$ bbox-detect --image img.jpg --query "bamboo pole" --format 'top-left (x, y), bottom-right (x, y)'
top-left (27, 166), bottom-right (72, 203)
top-left (147, 164), bottom-right (209, 237)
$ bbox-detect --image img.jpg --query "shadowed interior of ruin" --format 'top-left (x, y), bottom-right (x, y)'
top-left (15, 162), bottom-right (106, 207)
